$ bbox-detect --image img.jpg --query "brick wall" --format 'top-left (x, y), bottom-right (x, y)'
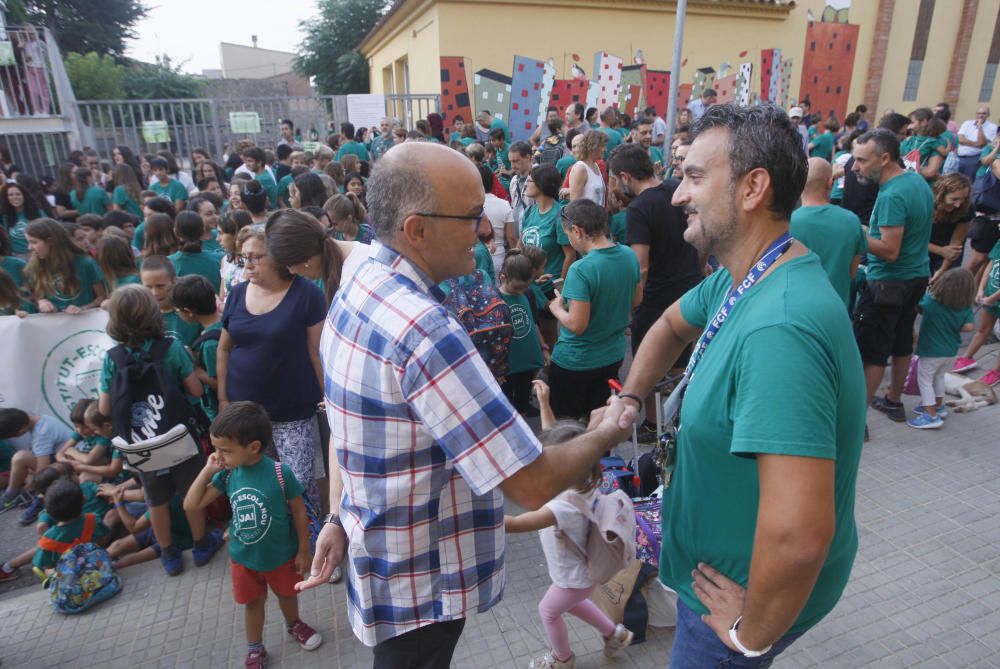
top-left (945, 0), bottom-right (980, 109)
top-left (863, 0), bottom-right (897, 115)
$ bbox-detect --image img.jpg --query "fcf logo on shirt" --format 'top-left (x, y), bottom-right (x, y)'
top-left (230, 487), bottom-right (272, 544)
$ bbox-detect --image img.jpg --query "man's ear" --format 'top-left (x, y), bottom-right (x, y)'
top-left (739, 167), bottom-right (772, 213)
top-left (400, 214), bottom-right (429, 248)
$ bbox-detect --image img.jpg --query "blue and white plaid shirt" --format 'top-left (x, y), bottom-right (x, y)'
top-left (321, 241), bottom-right (542, 647)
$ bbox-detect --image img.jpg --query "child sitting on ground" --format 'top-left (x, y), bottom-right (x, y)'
top-left (107, 489), bottom-right (193, 570)
top-left (55, 399), bottom-right (112, 483)
top-left (32, 479), bottom-right (111, 575)
top-left (0, 465), bottom-right (72, 581)
top-left (185, 401), bottom-right (322, 668)
top-left (0, 408), bottom-right (73, 514)
top-left (68, 403), bottom-right (126, 485)
top-left (505, 380), bottom-right (634, 669)
top-left (909, 268), bottom-right (977, 429)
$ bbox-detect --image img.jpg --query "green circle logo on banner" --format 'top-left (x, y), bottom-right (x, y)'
top-left (40, 329), bottom-right (114, 427)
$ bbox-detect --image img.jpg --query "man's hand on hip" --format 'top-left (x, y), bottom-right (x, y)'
top-left (692, 562), bottom-right (746, 652)
top-left (295, 523), bottom-right (347, 592)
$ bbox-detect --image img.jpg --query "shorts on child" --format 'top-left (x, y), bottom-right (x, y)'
top-left (230, 558), bottom-right (302, 605)
top-left (139, 452), bottom-right (206, 507)
top-left (133, 526), bottom-right (162, 556)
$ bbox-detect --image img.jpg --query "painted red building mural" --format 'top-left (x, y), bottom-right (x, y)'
top-left (798, 21), bottom-right (859, 120)
top-left (644, 69), bottom-right (670, 117)
top-left (440, 57), bottom-right (473, 124)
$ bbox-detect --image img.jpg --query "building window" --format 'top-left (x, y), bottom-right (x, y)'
top-left (981, 63), bottom-right (998, 103)
top-left (903, 60), bottom-right (922, 101)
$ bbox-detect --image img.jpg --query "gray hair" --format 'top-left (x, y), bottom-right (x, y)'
top-left (367, 159), bottom-right (436, 241)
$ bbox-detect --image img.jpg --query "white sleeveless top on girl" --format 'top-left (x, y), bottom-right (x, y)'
top-left (539, 488), bottom-right (599, 589)
top-left (578, 162), bottom-right (606, 208)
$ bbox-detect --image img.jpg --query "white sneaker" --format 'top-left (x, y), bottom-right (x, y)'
top-left (528, 649), bottom-right (576, 669)
top-left (603, 624), bottom-right (634, 657)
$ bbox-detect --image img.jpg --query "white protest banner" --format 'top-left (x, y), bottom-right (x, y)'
top-left (0, 311), bottom-right (113, 428)
top-left (347, 94), bottom-right (387, 131)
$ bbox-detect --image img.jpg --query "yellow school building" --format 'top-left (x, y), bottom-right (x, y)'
top-left (359, 0), bottom-right (1000, 136)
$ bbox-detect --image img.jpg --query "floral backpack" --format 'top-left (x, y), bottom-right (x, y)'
top-left (443, 270), bottom-right (513, 378)
top-left (45, 516), bottom-right (121, 615)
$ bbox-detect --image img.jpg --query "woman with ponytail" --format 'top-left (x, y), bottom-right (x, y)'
top-left (321, 193), bottom-right (375, 244)
top-left (169, 210), bottom-right (223, 292)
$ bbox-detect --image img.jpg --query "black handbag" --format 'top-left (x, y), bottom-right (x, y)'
top-left (867, 279), bottom-right (906, 306)
top-left (972, 167), bottom-right (1000, 214)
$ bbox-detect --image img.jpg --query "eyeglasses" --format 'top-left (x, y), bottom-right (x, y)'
top-left (237, 253), bottom-right (267, 267)
top-left (411, 209), bottom-right (485, 226)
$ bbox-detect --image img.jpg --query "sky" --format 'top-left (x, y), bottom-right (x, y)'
top-left (126, 0), bottom-right (320, 74)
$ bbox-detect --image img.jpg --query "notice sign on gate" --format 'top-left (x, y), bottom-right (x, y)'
top-left (229, 111), bottom-right (262, 134)
top-left (142, 120), bottom-right (170, 143)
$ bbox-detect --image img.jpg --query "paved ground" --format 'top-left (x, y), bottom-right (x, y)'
top-left (1, 342), bottom-right (998, 668)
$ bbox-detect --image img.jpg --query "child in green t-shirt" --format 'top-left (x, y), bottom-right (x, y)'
top-left (185, 402), bottom-right (323, 666)
top-left (498, 251), bottom-right (546, 417)
top-left (0, 465), bottom-right (72, 582)
top-left (107, 491), bottom-right (193, 569)
top-left (140, 255), bottom-right (202, 347)
top-left (168, 212), bottom-right (223, 293)
top-left (173, 274), bottom-right (223, 419)
top-left (32, 479), bottom-right (111, 572)
top-left (55, 399), bottom-right (112, 480)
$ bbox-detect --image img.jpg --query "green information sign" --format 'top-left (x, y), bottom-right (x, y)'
top-left (229, 111), bottom-right (262, 134)
top-left (142, 120), bottom-right (170, 143)
top-left (301, 141), bottom-right (321, 154)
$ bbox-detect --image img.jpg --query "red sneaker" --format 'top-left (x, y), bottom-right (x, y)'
top-left (953, 357), bottom-right (978, 373)
top-left (980, 369), bottom-right (1000, 387)
top-left (287, 620), bottom-right (323, 651)
top-left (245, 648), bottom-right (267, 669)
top-left (0, 563), bottom-right (17, 583)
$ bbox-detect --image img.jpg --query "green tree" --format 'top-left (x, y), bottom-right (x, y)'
top-left (121, 55), bottom-right (204, 100)
top-left (295, 0), bottom-right (390, 95)
top-left (64, 52), bottom-right (125, 100)
top-left (9, 0), bottom-right (147, 59)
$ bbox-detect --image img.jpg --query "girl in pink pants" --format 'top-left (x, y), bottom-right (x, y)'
top-left (505, 383), bottom-right (634, 669)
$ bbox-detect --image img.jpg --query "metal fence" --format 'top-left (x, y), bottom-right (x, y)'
top-left (75, 93), bottom-right (440, 165)
top-left (0, 26), bottom-right (61, 118)
top-left (3, 131), bottom-right (73, 177)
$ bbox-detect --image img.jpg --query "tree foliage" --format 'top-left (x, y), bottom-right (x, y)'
top-left (9, 0), bottom-right (147, 58)
top-left (64, 52), bottom-right (125, 100)
top-left (295, 0), bottom-right (390, 95)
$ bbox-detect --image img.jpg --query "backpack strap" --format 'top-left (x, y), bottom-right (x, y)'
top-left (79, 513), bottom-right (96, 544)
top-left (37, 514), bottom-right (97, 554)
top-left (107, 344), bottom-right (131, 370)
top-left (148, 336), bottom-right (174, 361)
top-left (38, 536), bottom-right (74, 554)
top-left (274, 460), bottom-right (285, 498)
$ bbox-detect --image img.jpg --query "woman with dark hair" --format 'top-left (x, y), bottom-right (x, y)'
top-left (191, 147), bottom-right (211, 170)
top-left (241, 180), bottom-right (269, 224)
top-left (290, 172), bottom-right (327, 209)
top-left (217, 224), bottom-right (327, 511)
top-left (194, 160), bottom-right (227, 193)
top-left (141, 213), bottom-right (178, 259)
top-left (132, 197), bottom-right (176, 251)
top-left (343, 171), bottom-right (366, 207)
top-left (112, 145), bottom-right (144, 185)
top-left (110, 163), bottom-right (144, 217)
top-left (170, 210), bottom-right (222, 292)
top-left (266, 209), bottom-right (357, 308)
top-left (53, 162), bottom-right (79, 221)
top-left (322, 193), bottom-right (374, 244)
top-left (1, 181), bottom-right (44, 256)
top-left (12, 174), bottom-right (55, 219)
top-left (70, 167), bottom-right (110, 216)
top-left (156, 150), bottom-right (196, 194)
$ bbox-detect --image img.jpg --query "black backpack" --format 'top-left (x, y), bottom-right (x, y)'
top-left (190, 328), bottom-right (221, 362)
top-left (109, 337), bottom-right (209, 445)
top-left (536, 136), bottom-right (566, 166)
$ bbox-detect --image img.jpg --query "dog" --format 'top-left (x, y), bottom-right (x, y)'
top-left (943, 372), bottom-right (998, 412)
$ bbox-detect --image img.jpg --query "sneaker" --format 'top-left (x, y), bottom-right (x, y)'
top-left (329, 565), bottom-right (343, 584)
top-left (528, 650), bottom-right (576, 669)
top-left (907, 412), bottom-right (943, 430)
top-left (160, 546), bottom-right (184, 577)
top-left (0, 563), bottom-right (17, 583)
top-left (17, 496), bottom-right (44, 526)
top-left (871, 395), bottom-right (906, 423)
top-left (603, 623), bottom-right (634, 658)
top-left (245, 648), bottom-right (267, 669)
top-left (913, 404), bottom-right (949, 420)
top-left (980, 369), bottom-right (1000, 387)
top-left (636, 422), bottom-right (658, 444)
top-left (192, 529), bottom-right (225, 566)
top-left (952, 357), bottom-right (978, 373)
top-left (287, 620), bottom-right (322, 651)
top-left (0, 491), bottom-right (32, 513)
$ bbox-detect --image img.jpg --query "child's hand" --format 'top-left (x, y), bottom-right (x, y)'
top-left (535, 273), bottom-right (553, 285)
top-left (113, 487), bottom-right (126, 503)
top-left (294, 549), bottom-right (312, 577)
top-left (37, 299), bottom-right (56, 313)
top-left (64, 305), bottom-right (82, 315)
top-left (205, 452), bottom-right (225, 474)
top-left (532, 379), bottom-right (550, 405)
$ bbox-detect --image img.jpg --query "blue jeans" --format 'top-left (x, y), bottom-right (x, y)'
top-left (670, 600), bottom-right (805, 669)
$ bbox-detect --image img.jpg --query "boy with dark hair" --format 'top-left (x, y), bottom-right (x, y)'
top-left (336, 122), bottom-right (371, 163)
top-left (242, 147), bottom-right (278, 208)
top-left (149, 157), bottom-right (189, 210)
top-left (32, 479), bottom-right (111, 572)
top-left (0, 408), bottom-right (73, 512)
top-left (185, 401), bottom-right (323, 668)
top-left (173, 274), bottom-right (223, 419)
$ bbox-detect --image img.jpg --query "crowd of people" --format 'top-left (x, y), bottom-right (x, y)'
top-left (0, 90), bottom-right (996, 669)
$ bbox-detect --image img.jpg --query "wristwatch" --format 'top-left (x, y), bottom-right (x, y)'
top-left (323, 513), bottom-right (344, 529)
top-left (728, 616), bottom-right (773, 658)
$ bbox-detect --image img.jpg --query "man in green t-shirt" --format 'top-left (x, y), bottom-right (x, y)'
top-left (790, 158), bottom-right (867, 309)
top-left (335, 122), bottom-right (371, 163)
top-left (852, 129), bottom-right (934, 421)
top-left (617, 105), bottom-right (866, 666)
top-left (242, 147), bottom-right (279, 209)
top-left (632, 116), bottom-right (664, 178)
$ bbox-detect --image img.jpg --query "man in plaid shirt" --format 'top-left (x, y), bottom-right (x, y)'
top-left (297, 142), bottom-right (631, 668)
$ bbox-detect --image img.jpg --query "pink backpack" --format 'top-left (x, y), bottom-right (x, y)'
top-left (558, 490), bottom-right (636, 584)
